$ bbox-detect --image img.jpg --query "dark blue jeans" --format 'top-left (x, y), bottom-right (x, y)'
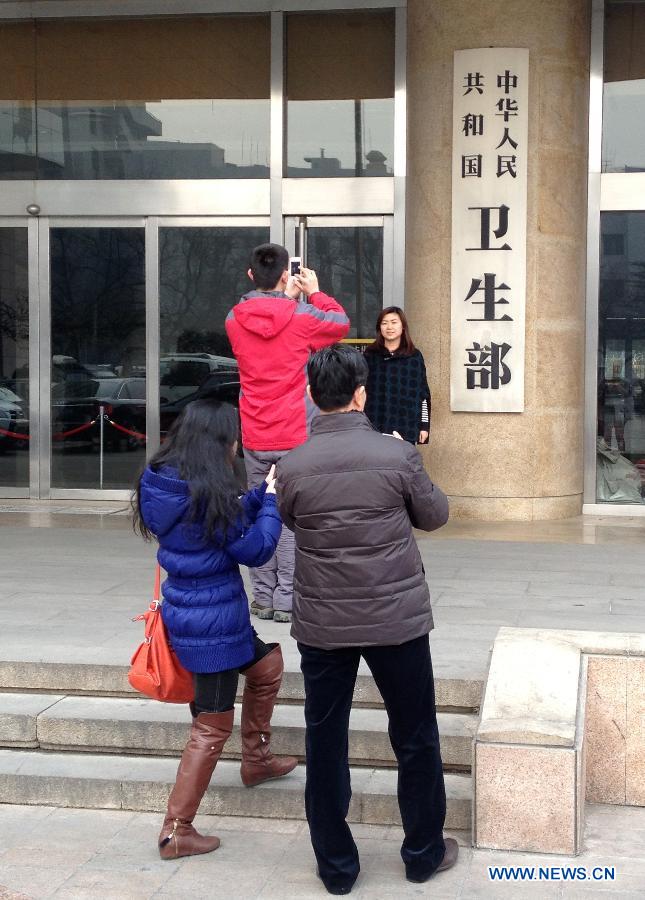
top-left (298, 634), bottom-right (446, 891)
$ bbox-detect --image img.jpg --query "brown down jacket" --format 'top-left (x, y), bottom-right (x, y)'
top-left (275, 411), bottom-right (449, 649)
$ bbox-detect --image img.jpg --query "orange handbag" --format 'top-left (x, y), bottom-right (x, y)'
top-left (128, 565), bottom-right (194, 704)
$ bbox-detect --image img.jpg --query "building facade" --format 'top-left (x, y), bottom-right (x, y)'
top-left (0, 0), bottom-right (641, 519)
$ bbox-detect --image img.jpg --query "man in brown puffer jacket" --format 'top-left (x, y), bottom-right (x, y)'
top-left (276, 344), bottom-right (456, 895)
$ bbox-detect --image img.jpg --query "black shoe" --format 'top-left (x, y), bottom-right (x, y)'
top-left (406, 837), bottom-right (459, 883)
top-left (316, 867), bottom-right (359, 895)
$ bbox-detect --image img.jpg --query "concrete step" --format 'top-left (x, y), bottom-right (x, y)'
top-left (0, 660), bottom-right (483, 711)
top-left (0, 693), bottom-right (476, 770)
top-left (0, 749), bottom-right (472, 830)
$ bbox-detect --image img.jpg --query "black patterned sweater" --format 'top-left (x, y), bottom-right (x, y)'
top-left (364, 348), bottom-right (431, 444)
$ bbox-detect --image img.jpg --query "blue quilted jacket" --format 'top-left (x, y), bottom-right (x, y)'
top-left (139, 465), bottom-right (282, 673)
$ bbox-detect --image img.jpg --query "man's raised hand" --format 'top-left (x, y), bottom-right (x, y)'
top-left (293, 267), bottom-right (319, 297)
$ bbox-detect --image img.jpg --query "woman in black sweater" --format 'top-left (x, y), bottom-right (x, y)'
top-left (364, 306), bottom-right (431, 445)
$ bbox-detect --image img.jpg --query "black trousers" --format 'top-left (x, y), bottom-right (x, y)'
top-left (193, 634), bottom-right (274, 714)
top-left (298, 634), bottom-right (446, 890)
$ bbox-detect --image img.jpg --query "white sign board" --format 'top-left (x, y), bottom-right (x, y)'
top-left (450, 48), bottom-right (529, 412)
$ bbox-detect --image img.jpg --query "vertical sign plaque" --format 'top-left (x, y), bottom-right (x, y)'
top-left (450, 48), bottom-right (529, 412)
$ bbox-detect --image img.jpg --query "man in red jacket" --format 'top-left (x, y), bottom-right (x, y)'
top-left (226, 243), bottom-right (350, 622)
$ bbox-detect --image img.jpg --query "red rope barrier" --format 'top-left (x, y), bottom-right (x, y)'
top-left (52, 418), bottom-right (99, 440)
top-left (0, 427), bottom-right (29, 440)
top-left (106, 419), bottom-right (147, 441)
top-left (1, 416), bottom-right (147, 443)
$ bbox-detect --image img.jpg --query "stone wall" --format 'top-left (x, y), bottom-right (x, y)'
top-left (585, 655), bottom-right (645, 807)
top-left (406, 0), bottom-right (591, 520)
top-left (475, 628), bottom-right (645, 855)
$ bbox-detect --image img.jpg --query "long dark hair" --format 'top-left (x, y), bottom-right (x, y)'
top-left (132, 399), bottom-right (242, 543)
top-left (365, 306), bottom-right (416, 357)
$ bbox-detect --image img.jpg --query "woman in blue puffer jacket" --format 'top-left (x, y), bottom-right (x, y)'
top-left (133, 398), bottom-right (297, 861)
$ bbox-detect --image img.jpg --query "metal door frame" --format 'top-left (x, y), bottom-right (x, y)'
top-left (284, 214), bottom-right (393, 314)
top-left (0, 217), bottom-right (38, 499)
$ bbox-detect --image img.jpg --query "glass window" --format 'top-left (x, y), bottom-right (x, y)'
top-left (286, 11), bottom-right (395, 177)
top-left (0, 228), bottom-right (30, 488)
top-left (597, 212), bottom-right (645, 504)
top-left (159, 225), bottom-right (269, 436)
top-left (603, 2), bottom-right (645, 173)
top-left (0, 17), bottom-right (270, 180)
top-left (50, 228), bottom-right (146, 490)
top-left (301, 226), bottom-right (383, 338)
top-left (0, 24), bottom-right (37, 180)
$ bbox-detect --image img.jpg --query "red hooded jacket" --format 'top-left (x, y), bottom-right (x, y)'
top-left (225, 289), bottom-right (350, 451)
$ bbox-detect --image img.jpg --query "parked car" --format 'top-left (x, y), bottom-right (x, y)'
top-left (0, 386), bottom-right (28, 452)
top-left (160, 373), bottom-right (243, 483)
top-left (50, 368), bottom-right (243, 458)
top-left (161, 373), bottom-right (240, 432)
top-left (160, 354), bottom-right (238, 404)
top-left (84, 364), bottom-right (119, 379)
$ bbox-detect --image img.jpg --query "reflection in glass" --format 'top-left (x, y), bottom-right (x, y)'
top-left (602, 2), bottom-right (645, 173)
top-left (301, 227), bottom-right (383, 339)
top-left (36, 17), bottom-right (271, 180)
top-left (37, 98), bottom-right (270, 180)
top-left (0, 229), bottom-right (29, 488)
top-left (597, 213), bottom-right (645, 503)
top-left (50, 228), bottom-right (146, 490)
top-left (0, 23), bottom-right (37, 180)
top-left (0, 103), bottom-right (37, 179)
top-left (0, 17), bottom-right (271, 180)
top-left (287, 100), bottom-right (394, 177)
top-left (286, 11), bottom-right (394, 178)
top-left (159, 226), bottom-right (269, 439)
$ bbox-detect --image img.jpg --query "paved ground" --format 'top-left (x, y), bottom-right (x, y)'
top-left (0, 509), bottom-right (644, 682)
top-left (0, 505), bottom-right (644, 898)
top-left (0, 803), bottom-right (643, 899)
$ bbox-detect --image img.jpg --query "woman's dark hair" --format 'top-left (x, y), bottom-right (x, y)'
top-left (250, 242), bottom-right (289, 290)
top-left (365, 306), bottom-right (416, 356)
top-left (132, 399), bottom-right (242, 543)
top-left (308, 344), bottom-right (369, 411)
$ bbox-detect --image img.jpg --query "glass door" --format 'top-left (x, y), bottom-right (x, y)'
top-left (42, 218), bottom-right (147, 497)
top-left (596, 212), bottom-right (645, 506)
top-left (285, 216), bottom-right (392, 340)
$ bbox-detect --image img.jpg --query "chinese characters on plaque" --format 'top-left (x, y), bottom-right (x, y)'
top-left (451, 48), bottom-right (529, 412)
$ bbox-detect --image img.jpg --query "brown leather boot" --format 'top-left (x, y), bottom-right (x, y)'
top-left (240, 645), bottom-right (298, 787)
top-left (158, 708), bottom-right (234, 859)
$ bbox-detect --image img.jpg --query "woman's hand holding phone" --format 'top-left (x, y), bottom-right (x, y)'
top-left (265, 464), bottom-right (277, 494)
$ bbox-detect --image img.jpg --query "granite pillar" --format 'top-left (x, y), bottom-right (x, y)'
top-left (406, 0), bottom-right (590, 519)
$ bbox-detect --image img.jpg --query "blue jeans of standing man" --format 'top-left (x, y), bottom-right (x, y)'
top-left (298, 634), bottom-right (446, 893)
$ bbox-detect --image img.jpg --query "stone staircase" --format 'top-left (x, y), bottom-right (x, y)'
top-left (0, 660), bottom-right (481, 832)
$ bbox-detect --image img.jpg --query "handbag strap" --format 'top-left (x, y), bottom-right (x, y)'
top-left (131, 565), bottom-right (163, 622)
top-left (153, 564), bottom-right (161, 605)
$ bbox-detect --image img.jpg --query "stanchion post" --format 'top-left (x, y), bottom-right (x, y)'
top-left (99, 405), bottom-right (104, 490)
